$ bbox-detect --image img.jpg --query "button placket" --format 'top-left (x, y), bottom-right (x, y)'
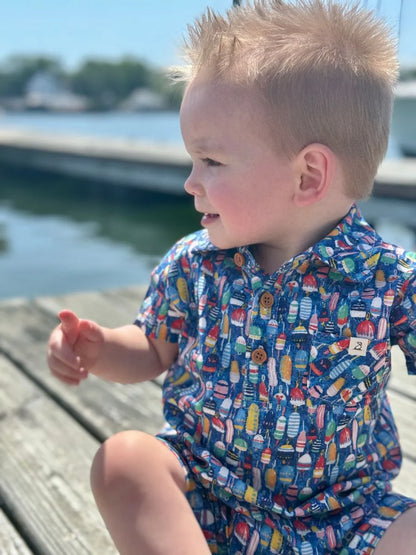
top-left (245, 288), bottom-right (276, 371)
top-left (251, 347), bottom-right (268, 365)
top-left (233, 252), bottom-right (246, 268)
top-left (260, 291), bottom-right (274, 308)
top-left (259, 291), bottom-right (274, 320)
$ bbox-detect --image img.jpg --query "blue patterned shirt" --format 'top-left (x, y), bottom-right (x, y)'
top-left (136, 204), bottom-right (416, 522)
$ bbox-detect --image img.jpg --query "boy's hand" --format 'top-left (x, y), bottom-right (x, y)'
top-left (47, 309), bottom-right (104, 386)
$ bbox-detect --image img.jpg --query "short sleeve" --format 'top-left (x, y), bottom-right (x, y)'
top-left (390, 268), bottom-right (416, 375)
top-left (134, 243), bottom-right (194, 343)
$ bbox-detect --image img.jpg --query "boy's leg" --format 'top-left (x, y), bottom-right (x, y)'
top-left (90, 430), bottom-right (211, 555)
top-left (373, 506), bottom-right (416, 554)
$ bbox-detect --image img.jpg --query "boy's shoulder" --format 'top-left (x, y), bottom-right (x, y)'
top-left (163, 207), bottom-right (416, 287)
top-left (309, 205), bottom-right (416, 286)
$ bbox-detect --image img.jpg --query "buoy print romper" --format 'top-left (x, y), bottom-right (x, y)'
top-left (136, 205), bottom-right (416, 554)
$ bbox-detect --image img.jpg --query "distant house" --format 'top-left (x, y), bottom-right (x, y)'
top-left (119, 87), bottom-right (167, 111)
top-left (25, 71), bottom-right (89, 112)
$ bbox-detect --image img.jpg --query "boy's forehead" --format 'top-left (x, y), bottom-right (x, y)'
top-left (181, 77), bottom-right (266, 129)
top-left (181, 90), bottom-right (259, 148)
top-left (184, 76), bottom-right (258, 109)
top-left (180, 81), bottom-right (277, 156)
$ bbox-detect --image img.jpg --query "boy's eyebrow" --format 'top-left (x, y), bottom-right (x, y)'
top-left (185, 138), bottom-right (224, 154)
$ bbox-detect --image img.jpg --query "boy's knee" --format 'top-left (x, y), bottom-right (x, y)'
top-left (90, 430), bottom-right (152, 497)
top-left (374, 507), bottom-right (416, 555)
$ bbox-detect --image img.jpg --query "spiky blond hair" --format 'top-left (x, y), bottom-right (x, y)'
top-left (175, 0), bottom-right (399, 199)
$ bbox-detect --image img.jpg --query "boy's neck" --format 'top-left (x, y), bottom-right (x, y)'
top-left (252, 202), bottom-right (353, 274)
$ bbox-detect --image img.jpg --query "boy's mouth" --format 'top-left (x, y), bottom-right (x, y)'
top-left (201, 213), bottom-right (220, 226)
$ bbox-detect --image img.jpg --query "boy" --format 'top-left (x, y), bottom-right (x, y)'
top-left (47, 1), bottom-right (416, 553)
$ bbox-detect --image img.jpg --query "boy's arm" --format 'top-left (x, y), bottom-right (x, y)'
top-left (47, 310), bottom-right (178, 386)
top-left (92, 323), bottom-right (178, 383)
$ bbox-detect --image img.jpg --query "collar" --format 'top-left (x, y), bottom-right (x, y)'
top-left (306, 204), bottom-right (383, 283)
top-left (190, 230), bottom-right (218, 253)
top-left (191, 204), bottom-right (383, 284)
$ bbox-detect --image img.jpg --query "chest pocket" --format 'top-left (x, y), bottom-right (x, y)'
top-left (307, 332), bottom-right (389, 407)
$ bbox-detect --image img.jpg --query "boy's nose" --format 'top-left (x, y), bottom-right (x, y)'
top-left (184, 169), bottom-right (204, 197)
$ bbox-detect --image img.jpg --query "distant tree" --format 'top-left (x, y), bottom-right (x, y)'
top-left (399, 66), bottom-right (416, 81)
top-left (0, 54), bottom-right (183, 110)
top-left (0, 55), bottom-right (65, 97)
top-left (70, 57), bottom-right (153, 110)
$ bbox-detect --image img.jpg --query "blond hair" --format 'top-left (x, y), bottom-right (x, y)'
top-left (175, 0), bottom-right (399, 199)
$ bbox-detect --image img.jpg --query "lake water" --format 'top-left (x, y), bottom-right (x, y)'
top-left (0, 111), bottom-right (183, 145)
top-left (0, 110), bottom-right (402, 157)
top-left (0, 170), bottom-right (201, 299)
top-left (0, 111), bottom-right (414, 300)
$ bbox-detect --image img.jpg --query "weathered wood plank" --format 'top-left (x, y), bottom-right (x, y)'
top-left (0, 129), bottom-right (191, 195)
top-left (391, 458), bottom-right (416, 500)
top-left (0, 355), bottom-right (116, 554)
top-left (1, 286), bottom-right (414, 549)
top-left (387, 389), bottom-right (416, 499)
top-left (386, 348), bottom-right (416, 476)
top-left (1, 128), bottom-right (415, 199)
top-left (388, 346), bottom-right (416, 401)
top-left (388, 389), bottom-right (416, 459)
top-left (0, 509), bottom-right (33, 555)
top-left (387, 349), bottom-right (416, 498)
top-left (0, 300), bottom-right (164, 441)
top-left (34, 285), bottom-right (147, 329)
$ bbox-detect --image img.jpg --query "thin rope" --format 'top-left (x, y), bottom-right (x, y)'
top-left (398, 0), bottom-right (404, 41)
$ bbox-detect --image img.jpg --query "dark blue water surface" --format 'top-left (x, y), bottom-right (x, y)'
top-left (0, 172), bottom-right (200, 299)
top-left (0, 169), bottom-right (415, 300)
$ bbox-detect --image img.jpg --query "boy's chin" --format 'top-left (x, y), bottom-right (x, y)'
top-left (207, 232), bottom-right (242, 251)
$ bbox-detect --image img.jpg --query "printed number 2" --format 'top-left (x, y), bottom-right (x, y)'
top-left (348, 337), bottom-right (369, 356)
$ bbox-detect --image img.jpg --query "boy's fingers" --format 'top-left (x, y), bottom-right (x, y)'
top-left (58, 309), bottom-right (80, 346)
top-left (47, 341), bottom-right (79, 370)
top-left (49, 353), bottom-right (88, 382)
top-left (78, 319), bottom-right (103, 343)
top-left (50, 366), bottom-right (85, 386)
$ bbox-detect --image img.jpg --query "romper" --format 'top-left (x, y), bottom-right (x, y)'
top-left (136, 204), bottom-right (416, 554)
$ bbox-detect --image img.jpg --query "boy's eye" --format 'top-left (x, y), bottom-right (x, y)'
top-left (202, 157), bottom-right (222, 167)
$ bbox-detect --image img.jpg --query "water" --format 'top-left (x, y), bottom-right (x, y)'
top-left (0, 111), bottom-right (183, 145)
top-left (0, 112), bottom-right (414, 300)
top-left (0, 171), bottom-right (200, 299)
top-left (1, 168), bottom-right (415, 301)
top-left (0, 110), bottom-right (402, 157)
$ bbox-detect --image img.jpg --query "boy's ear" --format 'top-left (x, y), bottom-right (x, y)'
top-left (293, 143), bottom-right (335, 206)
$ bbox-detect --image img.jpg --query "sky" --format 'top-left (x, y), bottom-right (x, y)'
top-left (0, 0), bottom-right (415, 71)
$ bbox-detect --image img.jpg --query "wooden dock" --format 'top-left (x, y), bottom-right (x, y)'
top-left (1, 287), bottom-right (416, 553)
top-left (0, 129), bottom-right (190, 196)
top-left (0, 128), bottom-right (416, 199)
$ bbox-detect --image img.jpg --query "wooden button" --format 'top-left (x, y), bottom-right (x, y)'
top-left (260, 292), bottom-right (274, 308)
top-left (234, 252), bottom-right (245, 268)
top-left (251, 348), bottom-right (268, 364)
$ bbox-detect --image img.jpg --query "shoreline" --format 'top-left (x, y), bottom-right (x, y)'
top-left (0, 128), bottom-right (416, 199)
